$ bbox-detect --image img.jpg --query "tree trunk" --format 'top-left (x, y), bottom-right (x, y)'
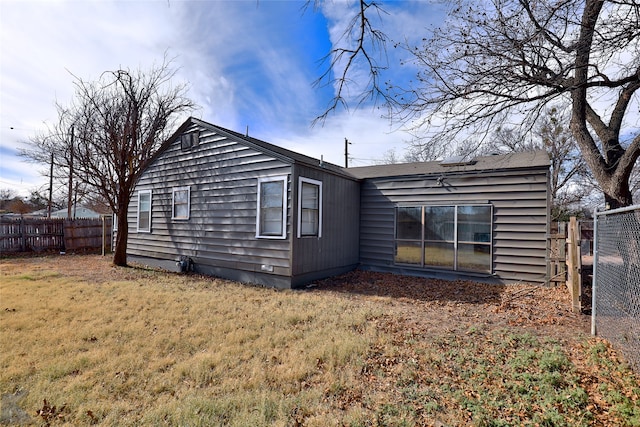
top-left (113, 198), bottom-right (130, 267)
top-left (604, 185), bottom-right (633, 210)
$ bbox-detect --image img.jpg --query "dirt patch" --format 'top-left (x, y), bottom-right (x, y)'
top-left (312, 269), bottom-right (590, 340)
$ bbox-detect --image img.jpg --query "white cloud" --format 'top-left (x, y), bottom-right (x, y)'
top-left (266, 108), bottom-right (409, 167)
top-left (0, 0), bottom-right (446, 197)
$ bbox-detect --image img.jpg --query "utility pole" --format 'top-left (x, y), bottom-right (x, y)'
top-left (344, 138), bottom-right (351, 168)
top-left (67, 125), bottom-right (74, 219)
top-left (47, 152), bottom-right (53, 218)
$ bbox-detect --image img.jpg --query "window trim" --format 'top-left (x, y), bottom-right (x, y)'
top-left (171, 186), bottom-right (191, 220)
top-left (297, 177), bottom-right (323, 238)
top-left (137, 189), bottom-right (152, 233)
top-left (256, 176), bottom-right (288, 239)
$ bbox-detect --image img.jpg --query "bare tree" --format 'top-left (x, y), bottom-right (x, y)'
top-left (21, 106), bottom-right (82, 216)
top-left (22, 58), bottom-right (196, 265)
top-left (387, 0), bottom-right (640, 208)
top-left (308, 0), bottom-right (391, 125)
top-left (324, 0), bottom-right (639, 208)
top-left (480, 106), bottom-right (589, 218)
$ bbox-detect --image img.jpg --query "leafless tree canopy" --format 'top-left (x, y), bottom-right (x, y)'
top-left (320, 0), bottom-right (639, 207)
top-left (22, 58), bottom-right (196, 265)
top-left (309, 0), bottom-right (391, 125)
top-left (482, 107), bottom-right (590, 219)
top-left (398, 0), bottom-right (639, 207)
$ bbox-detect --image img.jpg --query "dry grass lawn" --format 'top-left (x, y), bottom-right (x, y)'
top-left (1, 255), bottom-right (638, 426)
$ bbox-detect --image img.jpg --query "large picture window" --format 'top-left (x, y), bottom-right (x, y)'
top-left (137, 190), bottom-right (152, 233)
top-left (395, 204), bottom-right (492, 273)
top-left (297, 177), bottom-right (322, 238)
top-left (256, 176), bottom-right (287, 239)
top-left (172, 186), bottom-right (190, 220)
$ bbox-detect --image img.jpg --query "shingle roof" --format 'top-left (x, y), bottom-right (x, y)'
top-left (345, 150), bottom-right (550, 179)
top-left (164, 118), bottom-right (550, 182)
top-left (190, 118), bottom-right (351, 178)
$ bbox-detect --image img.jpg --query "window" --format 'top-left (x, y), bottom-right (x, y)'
top-left (456, 205), bottom-right (492, 272)
top-left (137, 190), bottom-right (152, 232)
top-left (180, 132), bottom-right (199, 150)
top-left (297, 177), bottom-right (322, 238)
top-left (395, 204), bottom-right (492, 273)
top-left (424, 206), bottom-right (455, 269)
top-left (172, 186), bottom-right (190, 220)
top-left (395, 207), bottom-right (422, 264)
top-left (256, 176), bottom-right (287, 239)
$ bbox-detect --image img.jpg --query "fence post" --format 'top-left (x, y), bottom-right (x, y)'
top-left (102, 216), bottom-right (106, 256)
top-left (19, 217), bottom-right (26, 252)
top-left (591, 208), bottom-right (599, 336)
top-left (566, 217), bottom-right (581, 313)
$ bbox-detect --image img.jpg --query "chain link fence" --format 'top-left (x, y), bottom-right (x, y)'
top-left (592, 204), bottom-right (640, 372)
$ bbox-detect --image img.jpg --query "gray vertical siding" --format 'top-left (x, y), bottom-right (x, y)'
top-left (127, 123), bottom-right (294, 286)
top-left (358, 168), bottom-right (550, 284)
top-left (290, 165), bottom-right (360, 285)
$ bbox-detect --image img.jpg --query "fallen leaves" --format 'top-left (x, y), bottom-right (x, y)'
top-left (36, 399), bottom-right (67, 426)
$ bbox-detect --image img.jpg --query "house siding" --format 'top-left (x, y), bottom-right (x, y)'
top-left (127, 123), bottom-right (294, 286)
top-left (290, 165), bottom-right (360, 285)
top-left (358, 167), bottom-right (550, 284)
top-left (127, 118), bottom-right (552, 288)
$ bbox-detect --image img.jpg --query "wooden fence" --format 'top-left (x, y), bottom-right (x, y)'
top-left (549, 218), bottom-right (594, 313)
top-left (549, 222), bottom-right (567, 287)
top-left (0, 217), bottom-right (112, 254)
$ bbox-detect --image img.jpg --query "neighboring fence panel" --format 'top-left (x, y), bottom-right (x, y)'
top-left (64, 218), bottom-right (112, 252)
top-left (549, 222), bottom-right (567, 286)
top-left (592, 205), bottom-right (640, 372)
top-left (566, 217), bottom-right (582, 313)
top-left (0, 217), bottom-right (112, 254)
top-left (0, 217), bottom-right (65, 252)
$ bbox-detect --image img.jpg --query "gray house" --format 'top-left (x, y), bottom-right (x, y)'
top-left (127, 117), bottom-right (550, 288)
top-left (127, 118), bottom-right (360, 288)
top-left (349, 151), bottom-right (550, 284)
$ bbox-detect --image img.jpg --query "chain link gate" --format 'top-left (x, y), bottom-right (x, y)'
top-left (592, 204), bottom-right (640, 372)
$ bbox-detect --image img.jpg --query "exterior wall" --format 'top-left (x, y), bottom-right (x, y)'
top-left (127, 122), bottom-right (295, 287)
top-left (290, 164), bottom-right (360, 286)
top-left (359, 168), bottom-right (550, 284)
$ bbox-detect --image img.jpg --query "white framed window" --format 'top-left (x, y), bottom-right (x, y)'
top-left (297, 177), bottom-right (322, 238)
top-left (172, 186), bottom-right (191, 220)
top-left (137, 190), bottom-right (152, 233)
top-left (256, 176), bottom-right (287, 239)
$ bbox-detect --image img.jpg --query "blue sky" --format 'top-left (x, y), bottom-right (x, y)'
top-left (0, 0), bottom-right (446, 196)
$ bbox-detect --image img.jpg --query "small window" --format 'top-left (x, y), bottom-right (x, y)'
top-left (180, 132), bottom-right (199, 150)
top-left (172, 186), bottom-right (190, 220)
top-left (137, 190), bottom-right (152, 233)
top-left (256, 176), bottom-right (287, 239)
top-left (297, 177), bottom-right (322, 238)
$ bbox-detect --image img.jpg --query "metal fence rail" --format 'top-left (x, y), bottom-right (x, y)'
top-left (592, 204), bottom-right (640, 372)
